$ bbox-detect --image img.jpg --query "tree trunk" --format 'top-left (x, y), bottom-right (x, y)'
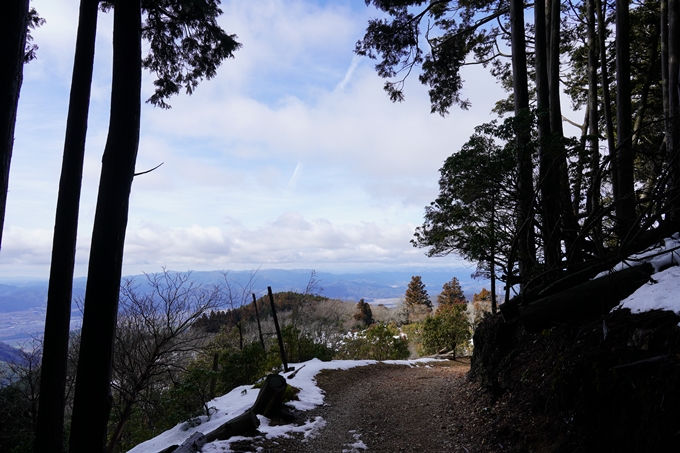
top-left (204, 410), bottom-right (260, 442)
top-left (586, 0), bottom-right (601, 243)
top-left (105, 397), bottom-right (135, 453)
top-left (616, 0), bottom-right (637, 239)
top-left (596, 0), bottom-right (617, 199)
top-left (0, 0), bottom-right (29, 250)
top-left (535, 0), bottom-right (561, 273)
top-left (251, 373), bottom-right (287, 417)
top-left (509, 0), bottom-right (535, 286)
top-left (68, 0), bottom-right (142, 451)
top-left (668, 0), bottom-right (680, 225)
top-left (661, 0), bottom-right (670, 164)
top-left (518, 263), bottom-right (654, 332)
top-left (35, 2), bottom-right (99, 451)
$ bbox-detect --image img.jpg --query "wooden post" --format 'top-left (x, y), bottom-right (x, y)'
top-left (252, 373), bottom-right (287, 417)
top-left (267, 286), bottom-right (289, 372)
top-left (253, 293), bottom-right (266, 351)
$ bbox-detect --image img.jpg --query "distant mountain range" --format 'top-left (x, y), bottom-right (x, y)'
top-left (0, 268), bottom-right (489, 347)
top-left (0, 268), bottom-right (487, 313)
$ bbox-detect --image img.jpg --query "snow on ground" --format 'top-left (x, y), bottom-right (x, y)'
top-left (127, 358), bottom-right (438, 453)
top-left (128, 238), bottom-right (680, 452)
top-left (607, 234), bottom-right (680, 316)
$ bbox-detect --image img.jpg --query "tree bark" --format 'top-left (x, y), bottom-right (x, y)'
top-left (0, 0), bottom-right (29, 250)
top-left (509, 0), bottom-right (535, 286)
top-left (35, 2), bottom-right (99, 451)
top-left (596, 0), bottom-right (617, 200)
top-left (68, 0), bottom-right (142, 451)
top-left (518, 263), bottom-right (654, 332)
top-left (668, 0), bottom-right (680, 225)
top-left (204, 410), bottom-right (260, 442)
top-left (252, 373), bottom-right (287, 417)
top-left (535, 0), bottom-right (561, 273)
top-left (616, 0), bottom-right (637, 239)
top-left (586, 0), bottom-right (601, 243)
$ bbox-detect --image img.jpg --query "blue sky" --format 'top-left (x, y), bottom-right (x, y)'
top-left (2, 0), bottom-right (511, 278)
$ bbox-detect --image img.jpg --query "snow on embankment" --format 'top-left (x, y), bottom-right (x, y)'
top-left (607, 235), bottom-right (680, 316)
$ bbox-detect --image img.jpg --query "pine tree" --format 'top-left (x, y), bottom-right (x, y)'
top-left (404, 276), bottom-right (432, 309)
top-left (437, 277), bottom-right (466, 311)
top-left (353, 299), bottom-right (374, 327)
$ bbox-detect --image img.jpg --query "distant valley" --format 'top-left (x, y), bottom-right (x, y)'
top-left (0, 268), bottom-right (487, 347)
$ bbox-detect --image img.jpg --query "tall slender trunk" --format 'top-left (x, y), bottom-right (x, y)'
top-left (661, 0), bottom-right (670, 165)
top-left (536, 0), bottom-right (561, 272)
top-left (68, 0), bottom-right (142, 451)
top-left (586, 0), bottom-right (602, 243)
top-left (596, 0), bottom-right (617, 199)
top-left (549, 0), bottom-right (582, 264)
top-left (0, 0), bottom-right (29, 249)
top-left (35, 2), bottom-right (99, 451)
top-left (668, 0), bottom-right (680, 224)
top-left (616, 0), bottom-right (637, 239)
top-left (510, 0), bottom-right (535, 287)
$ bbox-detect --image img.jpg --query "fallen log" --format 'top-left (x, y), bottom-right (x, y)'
top-left (156, 432), bottom-right (206, 453)
top-left (153, 373), bottom-right (287, 453)
top-left (518, 263), bottom-right (654, 333)
top-left (252, 373), bottom-right (287, 417)
top-left (204, 409), bottom-right (260, 442)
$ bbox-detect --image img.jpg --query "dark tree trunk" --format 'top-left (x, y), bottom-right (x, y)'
top-left (616, 0), bottom-right (637, 239)
top-left (0, 0), bottom-right (29, 250)
top-left (68, 0), bottom-right (142, 451)
top-left (596, 0), bottom-right (617, 197)
top-left (586, 0), bottom-right (601, 241)
top-left (536, 0), bottom-right (561, 273)
top-left (35, 2), bottom-right (99, 451)
top-left (509, 0), bottom-right (535, 286)
top-left (668, 0), bottom-right (680, 225)
top-left (548, 0), bottom-right (582, 265)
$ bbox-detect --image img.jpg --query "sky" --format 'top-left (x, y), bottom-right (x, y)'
top-left (2, 0), bottom-right (512, 278)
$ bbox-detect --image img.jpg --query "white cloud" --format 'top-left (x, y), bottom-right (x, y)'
top-left (4, 0), bottom-right (504, 278)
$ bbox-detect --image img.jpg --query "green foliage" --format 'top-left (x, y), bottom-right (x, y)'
top-left (412, 122), bottom-right (517, 281)
top-left (353, 299), bottom-right (374, 327)
top-left (140, 0), bottom-right (242, 108)
top-left (421, 304), bottom-right (471, 358)
top-left (404, 276), bottom-right (432, 309)
top-left (281, 325), bottom-right (334, 364)
top-left (336, 323), bottom-right (410, 361)
top-left (437, 277), bottom-right (466, 308)
top-left (400, 321), bottom-right (424, 357)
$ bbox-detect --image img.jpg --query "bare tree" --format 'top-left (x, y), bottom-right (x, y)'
top-left (105, 271), bottom-right (223, 453)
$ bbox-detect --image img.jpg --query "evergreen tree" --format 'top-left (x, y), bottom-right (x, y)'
top-left (353, 299), bottom-right (374, 327)
top-left (437, 277), bottom-right (466, 310)
top-left (404, 276), bottom-right (432, 309)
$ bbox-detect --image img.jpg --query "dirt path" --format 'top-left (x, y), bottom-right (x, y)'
top-left (231, 360), bottom-right (483, 453)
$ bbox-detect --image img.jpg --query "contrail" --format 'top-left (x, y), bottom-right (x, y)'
top-left (286, 161), bottom-right (304, 194)
top-left (335, 55), bottom-right (361, 92)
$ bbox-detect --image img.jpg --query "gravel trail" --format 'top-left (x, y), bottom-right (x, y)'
top-left (231, 360), bottom-right (475, 453)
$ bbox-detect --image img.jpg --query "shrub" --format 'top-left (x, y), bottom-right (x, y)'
top-left (336, 323), bottom-right (409, 360)
top-left (421, 304), bottom-right (471, 358)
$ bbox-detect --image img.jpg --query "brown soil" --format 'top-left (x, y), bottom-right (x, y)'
top-left (227, 309), bottom-right (680, 453)
top-left (230, 359), bottom-right (537, 453)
